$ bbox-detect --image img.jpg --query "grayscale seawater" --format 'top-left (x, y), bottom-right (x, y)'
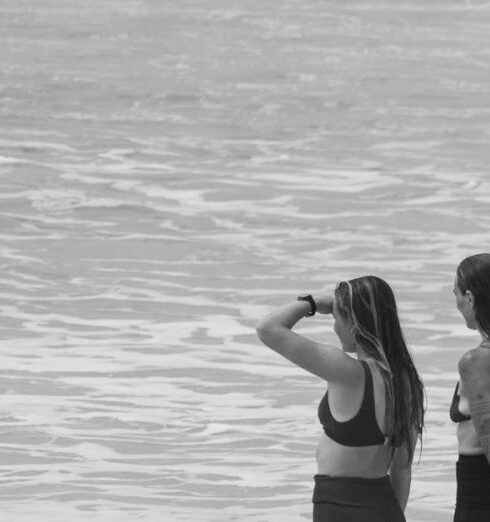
top-left (1, 0), bottom-right (490, 520)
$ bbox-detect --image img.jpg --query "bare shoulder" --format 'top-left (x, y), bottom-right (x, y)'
top-left (459, 347), bottom-right (490, 375)
top-left (310, 341), bottom-right (365, 385)
top-left (459, 346), bottom-right (490, 395)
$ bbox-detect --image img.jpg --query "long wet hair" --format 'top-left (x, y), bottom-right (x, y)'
top-left (457, 253), bottom-right (490, 339)
top-left (335, 276), bottom-right (425, 463)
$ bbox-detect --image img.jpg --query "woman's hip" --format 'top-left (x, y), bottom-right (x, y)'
top-left (312, 474), bottom-right (405, 522)
top-left (455, 454), bottom-right (490, 519)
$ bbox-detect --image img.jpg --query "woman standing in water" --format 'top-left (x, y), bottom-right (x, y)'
top-left (256, 276), bottom-right (424, 521)
top-left (451, 254), bottom-right (490, 521)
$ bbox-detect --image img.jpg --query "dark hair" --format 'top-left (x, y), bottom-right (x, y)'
top-left (335, 276), bottom-right (425, 464)
top-left (457, 253), bottom-right (490, 339)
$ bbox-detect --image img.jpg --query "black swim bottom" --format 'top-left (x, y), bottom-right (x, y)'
top-left (454, 454), bottom-right (490, 522)
top-left (312, 474), bottom-right (405, 522)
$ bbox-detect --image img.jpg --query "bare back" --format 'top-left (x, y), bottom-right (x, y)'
top-left (316, 359), bottom-right (392, 477)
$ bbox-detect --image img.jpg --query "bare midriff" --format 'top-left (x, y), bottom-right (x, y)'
top-left (455, 382), bottom-right (484, 455)
top-left (316, 431), bottom-right (392, 477)
top-left (457, 421), bottom-right (484, 455)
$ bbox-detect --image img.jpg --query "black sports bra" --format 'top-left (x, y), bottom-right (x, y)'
top-left (318, 360), bottom-right (387, 447)
top-left (450, 382), bottom-right (471, 423)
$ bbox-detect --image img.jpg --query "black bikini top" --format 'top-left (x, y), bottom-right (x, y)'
top-left (450, 382), bottom-right (471, 423)
top-left (318, 360), bottom-right (387, 447)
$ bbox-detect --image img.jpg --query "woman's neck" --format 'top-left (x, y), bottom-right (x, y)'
top-left (478, 329), bottom-right (490, 347)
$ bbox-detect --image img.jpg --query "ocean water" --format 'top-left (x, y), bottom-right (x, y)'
top-left (1, 0), bottom-right (490, 520)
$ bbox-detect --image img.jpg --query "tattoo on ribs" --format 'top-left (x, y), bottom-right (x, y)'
top-left (471, 399), bottom-right (490, 452)
top-left (471, 399), bottom-right (490, 418)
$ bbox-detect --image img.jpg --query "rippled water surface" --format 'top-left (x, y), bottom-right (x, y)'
top-left (1, 1), bottom-right (490, 520)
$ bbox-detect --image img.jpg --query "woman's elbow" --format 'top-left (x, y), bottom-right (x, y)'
top-left (255, 319), bottom-right (269, 343)
top-left (255, 319), bottom-right (278, 348)
top-left (390, 461), bottom-right (412, 481)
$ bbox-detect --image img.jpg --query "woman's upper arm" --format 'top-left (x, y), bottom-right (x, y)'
top-left (459, 349), bottom-right (490, 458)
top-left (256, 322), bottom-right (360, 383)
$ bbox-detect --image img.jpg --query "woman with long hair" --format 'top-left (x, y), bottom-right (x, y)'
top-left (256, 275), bottom-right (424, 521)
top-left (451, 253), bottom-right (490, 521)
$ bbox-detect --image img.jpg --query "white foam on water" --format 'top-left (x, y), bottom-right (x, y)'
top-left (0, 155), bottom-right (28, 164)
top-left (250, 169), bottom-right (403, 193)
top-left (1, 0), bottom-right (490, 520)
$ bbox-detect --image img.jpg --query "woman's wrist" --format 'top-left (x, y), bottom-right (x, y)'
top-left (297, 295), bottom-right (316, 316)
top-left (315, 295), bottom-right (334, 315)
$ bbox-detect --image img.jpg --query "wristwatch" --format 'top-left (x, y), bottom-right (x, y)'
top-left (297, 294), bottom-right (316, 316)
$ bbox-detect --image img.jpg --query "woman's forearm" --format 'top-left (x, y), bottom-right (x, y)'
top-left (390, 468), bottom-right (411, 512)
top-left (256, 301), bottom-right (311, 332)
top-left (256, 294), bottom-right (333, 332)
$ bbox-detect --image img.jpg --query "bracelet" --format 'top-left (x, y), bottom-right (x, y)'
top-left (297, 294), bottom-right (316, 316)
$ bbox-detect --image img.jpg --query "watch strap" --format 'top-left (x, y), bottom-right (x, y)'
top-left (297, 294), bottom-right (316, 316)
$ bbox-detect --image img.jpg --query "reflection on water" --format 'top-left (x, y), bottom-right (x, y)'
top-left (1, 0), bottom-right (490, 520)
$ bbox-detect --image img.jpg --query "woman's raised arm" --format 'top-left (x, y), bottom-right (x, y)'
top-left (255, 295), bottom-right (361, 383)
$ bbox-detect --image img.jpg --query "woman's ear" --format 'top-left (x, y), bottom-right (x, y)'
top-left (466, 290), bottom-right (476, 309)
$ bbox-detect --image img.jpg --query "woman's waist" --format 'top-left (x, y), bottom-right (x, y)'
top-left (457, 454), bottom-right (490, 472)
top-left (316, 432), bottom-right (391, 477)
top-left (457, 424), bottom-right (484, 455)
top-left (457, 454), bottom-right (490, 484)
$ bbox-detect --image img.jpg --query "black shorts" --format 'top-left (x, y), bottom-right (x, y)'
top-left (454, 454), bottom-right (490, 522)
top-left (312, 474), bottom-right (405, 522)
